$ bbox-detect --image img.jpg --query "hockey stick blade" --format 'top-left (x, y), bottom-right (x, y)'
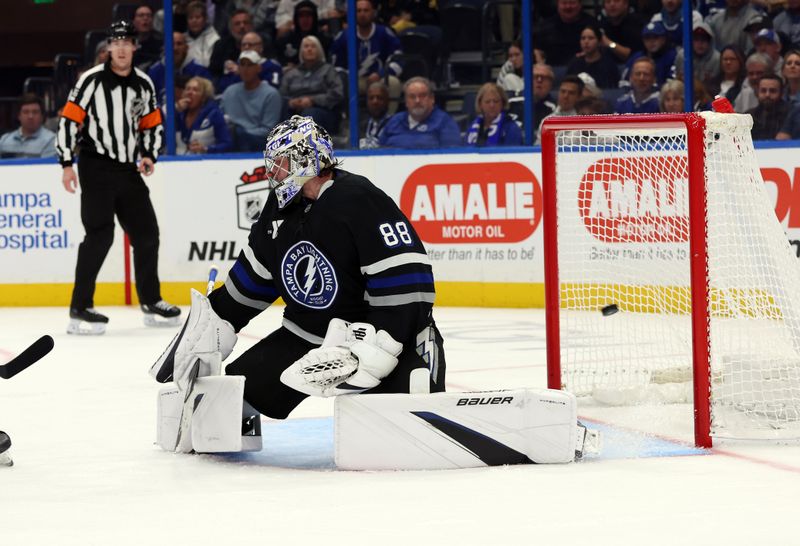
top-left (0, 335), bottom-right (54, 379)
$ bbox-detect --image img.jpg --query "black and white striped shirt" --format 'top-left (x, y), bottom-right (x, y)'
top-left (56, 62), bottom-right (163, 167)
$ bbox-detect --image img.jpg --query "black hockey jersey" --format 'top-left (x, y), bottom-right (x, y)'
top-left (209, 169), bottom-right (436, 346)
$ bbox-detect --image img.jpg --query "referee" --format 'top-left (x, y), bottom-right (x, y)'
top-left (56, 20), bottom-right (181, 335)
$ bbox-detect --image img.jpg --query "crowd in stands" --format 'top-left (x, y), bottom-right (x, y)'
top-left (6, 0), bottom-right (800, 160)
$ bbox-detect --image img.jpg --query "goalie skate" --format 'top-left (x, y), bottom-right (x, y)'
top-left (67, 308), bottom-right (108, 335)
top-left (0, 431), bottom-right (12, 467)
top-left (141, 300), bottom-right (181, 327)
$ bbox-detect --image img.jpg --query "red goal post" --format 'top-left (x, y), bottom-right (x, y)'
top-left (540, 113), bottom-right (800, 448)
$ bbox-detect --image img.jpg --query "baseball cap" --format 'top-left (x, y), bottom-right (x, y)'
top-left (755, 28), bottom-right (780, 45)
top-left (642, 21), bottom-right (667, 38)
top-left (238, 50), bottom-right (264, 64)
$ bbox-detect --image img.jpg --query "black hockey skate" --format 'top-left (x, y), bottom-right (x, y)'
top-left (141, 300), bottom-right (182, 327)
top-left (0, 430), bottom-right (12, 467)
top-left (67, 308), bottom-right (109, 335)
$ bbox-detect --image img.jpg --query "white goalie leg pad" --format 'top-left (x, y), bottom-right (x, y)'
top-left (335, 388), bottom-right (593, 470)
top-left (156, 377), bottom-right (262, 453)
top-left (191, 376), bottom-right (262, 453)
top-left (156, 385), bottom-right (183, 451)
top-left (149, 288), bottom-right (236, 390)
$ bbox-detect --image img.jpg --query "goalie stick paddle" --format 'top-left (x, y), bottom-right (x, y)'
top-left (174, 266), bottom-right (218, 451)
top-left (0, 335), bottom-right (54, 380)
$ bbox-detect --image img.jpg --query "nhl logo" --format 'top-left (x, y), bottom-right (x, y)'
top-left (130, 97), bottom-right (146, 125)
top-left (245, 197), bottom-right (262, 223)
top-left (235, 178), bottom-right (270, 230)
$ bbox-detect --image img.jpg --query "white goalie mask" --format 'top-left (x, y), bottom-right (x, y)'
top-left (263, 115), bottom-right (336, 209)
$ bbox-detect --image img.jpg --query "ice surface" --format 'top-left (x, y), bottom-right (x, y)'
top-left (1, 306), bottom-right (799, 545)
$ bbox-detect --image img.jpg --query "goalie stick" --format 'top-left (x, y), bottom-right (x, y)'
top-left (174, 266), bottom-right (219, 452)
top-left (0, 335), bottom-right (54, 380)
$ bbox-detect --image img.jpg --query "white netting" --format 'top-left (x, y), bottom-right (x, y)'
top-left (551, 112), bottom-right (800, 440)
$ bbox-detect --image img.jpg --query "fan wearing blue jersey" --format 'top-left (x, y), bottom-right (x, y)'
top-left (330, 0), bottom-right (403, 102)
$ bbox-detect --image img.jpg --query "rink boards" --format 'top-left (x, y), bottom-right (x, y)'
top-left (1, 145), bottom-right (800, 307)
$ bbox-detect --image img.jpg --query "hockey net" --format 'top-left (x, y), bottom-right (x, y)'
top-left (541, 112), bottom-right (800, 447)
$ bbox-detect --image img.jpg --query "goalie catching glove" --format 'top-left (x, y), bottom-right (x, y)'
top-left (149, 288), bottom-right (237, 392)
top-left (280, 318), bottom-right (403, 397)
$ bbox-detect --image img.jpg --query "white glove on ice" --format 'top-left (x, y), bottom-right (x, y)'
top-left (280, 319), bottom-right (403, 397)
top-left (150, 289), bottom-right (237, 392)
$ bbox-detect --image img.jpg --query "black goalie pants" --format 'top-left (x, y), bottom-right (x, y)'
top-left (225, 323), bottom-right (447, 419)
top-left (71, 152), bottom-right (162, 310)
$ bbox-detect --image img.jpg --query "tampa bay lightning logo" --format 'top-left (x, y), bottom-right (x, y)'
top-left (281, 241), bottom-right (337, 308)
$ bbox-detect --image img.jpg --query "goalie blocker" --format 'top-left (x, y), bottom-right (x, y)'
top-left (335, 388), bottom-right (600, 469)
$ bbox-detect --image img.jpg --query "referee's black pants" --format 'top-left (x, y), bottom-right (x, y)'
top-left (71, 152), bottom-right (162, 310)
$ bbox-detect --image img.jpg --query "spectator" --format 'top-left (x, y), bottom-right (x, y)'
top-left (615, 57), bottom-right (660, 113)
top-left (330, 0), bottom-right (402, 101)
top-left (566, 24), bottom-right (621, 88)
top-left (360, 81), bottom-right (391, 149)
top-left (0, 93), bottom-right (56, 159)
top-left (378, 0), bottom-right (439, 34)
top-left (783, 50), bottom-right (800, 104)
top-left (707, 45), bottom-right (746, 103)
top-left (692, 78), bottom-right (713, 110)
top-left (464, 83), bottom-right (522, 147)
top-left (622, 21), bottom-right (676, 87)
top-left (575, 96), bottom-right (611, 114)
top-left (659, 79), bottom-right (685, 112)
top-left (650, 0), bottom-right (703, 46)
top-left (734, 52), bottom-right (773, 112)
top-left (706, 0), bottom-right (761, 53)
top-left (132, 3), bottom-right (163, 68)
top-left (94, 41), bottom-right (110, 66)
top-left (742, 13), bottom-right (770, 49)
top-left (552, 75), bottom-right (584, 117)
top-left (697, 0), bottom-right (728, 17)
top-left (217, 31), bottom-right (282, 93)
top-left (275, 0), bottom-right (338, 38)
top-left (176, 77), bottom-right (232, 154)
top-left (221, 50), bottom-right (282, 151)
top-left (275, 1), bottom-right (332, 67)
top-left (209, 9), bottom-right (254, 80)
top-left (577, 72), bottom-right (613, 111)
top-left (497, 41), bottom-right (524, 95)
top-left (379, 77), bottom-right (461, 148)
top-left (535, 75), bottom-right (584, 144)
top-left (598, 0), bottom-right (646, 62)
top-left (281, 35), bottom-right (344, 135)
top-left (216, 0), bottom-right (281, 45)
top-left (754, 29), bottom-right (784, 73)
top-left (747, 74), bottom-right (790, 139)
top-left (185, 1), bottom-right (220, 67)
top-left (773, 0), bottom-right (800, 50)
top-left (531, 63), bottom-right (557, 138)
top-left (533, 0), bottom-right (596, 66)
top-left (777, 102), bottom-right (800, 139)
top-left (148, 32), bottom-right (212, 101)
top-left (674, 24), bottom-right (720, 88)
top-left (154, 0), bottom-right (191, 34)
top-left (162, 73), bottom-right (192, 117)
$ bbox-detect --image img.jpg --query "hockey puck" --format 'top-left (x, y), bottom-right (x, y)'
top-left (601, 304), bottom-right (619, 316)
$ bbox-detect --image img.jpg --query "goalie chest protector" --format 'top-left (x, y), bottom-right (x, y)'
top-left (235, 169), bottom-right (435, 342)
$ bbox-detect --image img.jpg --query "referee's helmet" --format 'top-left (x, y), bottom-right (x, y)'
top-left (108, 20), bottom-right (137, 42)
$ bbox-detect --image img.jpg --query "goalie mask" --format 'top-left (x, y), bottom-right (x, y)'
top-left (263, 116), bottom-right (336, 209)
